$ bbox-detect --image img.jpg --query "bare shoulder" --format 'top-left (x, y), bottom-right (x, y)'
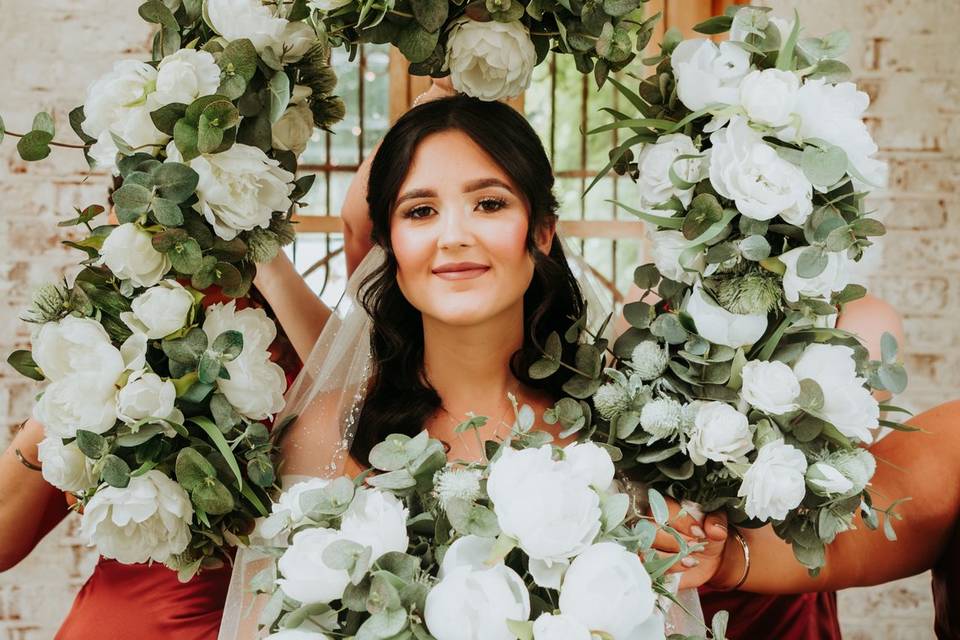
top-left (278, 386), bottom-right (363, 478)
top-left (837, 293), bottom-right (906, 356)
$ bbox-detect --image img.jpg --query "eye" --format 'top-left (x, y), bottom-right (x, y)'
top-left (477, 197), bottom-right (507, 213)
top-left (403, 205), bottom-right (434, 219)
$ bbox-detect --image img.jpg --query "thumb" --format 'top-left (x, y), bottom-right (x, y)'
top-left (704, 511), bottom-right (729, 543)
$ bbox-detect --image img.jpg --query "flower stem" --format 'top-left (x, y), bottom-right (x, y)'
top-left (4, 130), bottom-right (88, 150)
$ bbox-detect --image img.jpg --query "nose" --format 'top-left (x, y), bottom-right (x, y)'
top-left (436, 204), bottom-right (473, 250)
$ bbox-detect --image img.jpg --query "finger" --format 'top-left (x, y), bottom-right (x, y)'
top-left (668, 509), bottom-right (707, 540)
top-left (704, 511), bottom-right (729, 542)
top-left (653, 528), bottom-right (683, 554)
top-left (644, 549), bottom-right (692, 574)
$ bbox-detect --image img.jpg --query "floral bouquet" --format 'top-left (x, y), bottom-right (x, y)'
top-left (311, 0), bottom-right (659, 101)
top-left (250, 413), bottom-right (726, 639)
top-left (3, 1), bottom-right (344, 579)
top-left (537, 5), bottom-right (912, 571)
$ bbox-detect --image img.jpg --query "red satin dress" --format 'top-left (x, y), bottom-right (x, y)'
top-left (932, 522), bottom-right (959, 639)
top-left (55, 286), bottom-right (302, 639)
top-left (700, 587), bottom-right (841, 640)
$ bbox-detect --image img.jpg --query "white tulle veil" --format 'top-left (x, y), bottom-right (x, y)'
top-left (217, 237), bottom-right (701, 638)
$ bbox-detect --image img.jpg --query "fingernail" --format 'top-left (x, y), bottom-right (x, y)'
top-left (691, 525), bottom-right (706, 539)
top-left (681, 557), bottom-right (700, 568)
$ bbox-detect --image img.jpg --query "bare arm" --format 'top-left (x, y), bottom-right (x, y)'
top-left (0, 419), bottom-right (70, 572)
top-left (836, 293), bottom-right (906, 404)
top-left (252, 251), bottom-right (332, 363)
top-left (707, 400), bottom-right (960, 592)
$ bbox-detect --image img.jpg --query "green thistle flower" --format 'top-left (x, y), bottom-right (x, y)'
top-left (269, 217), bottom-right (297, 247)
top-left (630, 341), bottom-right (669, 381)
top-left (26, 283), bottom-right (70, 323)
top-left (640, 397), bottom-right (684, 441)
top-left (247, 228), bottom-right (282, 263)
top-left (709, 269), bottom-right (782, 315)
top-left (593, 382), bottom-right (633, 420)
top-left (433, 468), bottom-right (482, 511)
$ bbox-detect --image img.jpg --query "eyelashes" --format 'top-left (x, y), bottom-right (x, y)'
top-left (402, 197), bottom-right (509, 219)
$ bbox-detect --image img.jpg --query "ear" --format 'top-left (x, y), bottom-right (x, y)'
top-left (533, 216), bottom-right (557, 255)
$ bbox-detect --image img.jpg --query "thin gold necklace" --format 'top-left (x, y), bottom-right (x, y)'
top-left (438, 381), bottom-right (522, 458)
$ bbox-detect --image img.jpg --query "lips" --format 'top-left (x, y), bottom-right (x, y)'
top-left (432, 262), bottom-right (490, 281)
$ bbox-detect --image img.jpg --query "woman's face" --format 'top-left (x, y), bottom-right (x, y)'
top-left (389, 129), bottom-right (554, 327)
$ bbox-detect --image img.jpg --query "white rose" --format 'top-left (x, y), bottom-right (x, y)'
top-left (82, 60), bottom-right (169, 171)
top-left (202, 300), bottom-right (277, 354)
top-left (778, 247), bottom-right (852, 303)
top-left (339, 488), bottom-right (409, 562)
top-left (740, 360), bottom-right (801, 415)
top-left (562, 441), bottom-right (615, 492)
top-left (275, 21), bottom-right (316, 64)
top-left (121, 280), bottom-right (195, 339)
top-left (272, 86), bottom-right (315, 156)
top-left (34, 374), bottom-right (118, 438)
top-left (37, 437), bottom-right (97, 493)
top-left (308, 0), bottom-right (351, 11)
top-left (98, 224), bottom-right (172, 289)
top-left (686, 401), bottom-right (754, 466)
top-left (204, 0), bottom-right (287, 54)
top-left (116, 370), bottom-right (183, 431)
top-left (121, 332), bottom-right (149, 373)
top-left (650, 230), bottom-right (704, 285)
top-left (670, 39), bottom-right (750, 112)
top-left (738, 440), bottom-right (808, 521)
top-left (445, 18), bottom-right (536, 101)
top-left (168, 142), bottom-right (295, 240)
top-left (80, 469), bottom-right (193, 564)
top-left (532, 613), bottom-right (592, 640)
top-left (487, 446), bottom-right (601, 565)
top-left (558, 542), bottom-right (659, 640)
top-left (739, 69), bottom-right (800, 128)
top-left (151, 49), bottom-right (222, 106)
top-left (424, 564), bottom-right (530, 640)
top-left (277, 528), bottom-right (353, 604)
top-left (709, 117), bottom-right (813, 224)
top-left (264, 630), bottom-right (332, 640)
top-left (793, 78), bottom-right (887, 187)
top-left (684, 284), bottom-right (768, 349)
top-left (635, 134), bottom-right (705, 209)
top-left (216, 352), bottom-right (287, 421)
top-left (32, 316), bottom-right (124, 383)
top-left (793, 344), bottom-right (879, 443)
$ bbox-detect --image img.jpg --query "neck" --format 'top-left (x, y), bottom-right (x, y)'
top-left (421, 301), bottom-right (525, 419)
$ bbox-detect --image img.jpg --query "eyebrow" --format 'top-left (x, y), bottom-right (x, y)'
top-left (394, 178), bottom-right (517, 207)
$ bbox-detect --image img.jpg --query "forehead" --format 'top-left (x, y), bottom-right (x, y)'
top-left (399, 129), bottom-right (517, 192)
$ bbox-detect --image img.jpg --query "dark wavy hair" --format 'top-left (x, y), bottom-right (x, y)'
top-left (351, 95), bottom-right (585, 465)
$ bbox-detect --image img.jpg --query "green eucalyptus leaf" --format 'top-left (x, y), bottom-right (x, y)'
top-left (173, 120), bottom-right (200, 161)
top-left (411, 0), bottom-right (448, 32)
top-left (796, 246), bottom-right (828, 278)
top-left (191, 478), bottom-right (235, 515)
top-left (150, 102), bottom-right (187, 136)
top-left (152, 197), bottom-right (184, 226)
top-left (101, 454), bottom-right (132, 488)
top-left (397, 23), bottom-right (440, 63)
top-left (17, 130), bottom-right (53, 161)
top-left (76, 429), bottom-right (110, 460)
top-left (801, 144), bottom-right (848, 187)
top-left (7, 350), bottom-right (44, 381)
top-left (152, 162), bottom-right (200, 203)
top-left (740, 234), bottom-right (771, 261)
top-left (162, 327), bottom-right (208, 365)
top-left (168, 237), bottom-right (204, 274)
top-left (32, 112), bottom-right (55, 136)
top-left (267, 72), bottom-right (291, 124)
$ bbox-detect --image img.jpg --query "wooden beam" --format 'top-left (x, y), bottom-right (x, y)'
top-left (292, 215), bottom-right (647, 240)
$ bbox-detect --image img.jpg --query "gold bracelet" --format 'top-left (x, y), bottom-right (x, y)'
top-left (724, 529), bottom-right (751, 591)
top-left (13, 419), bottom-right (42, 472)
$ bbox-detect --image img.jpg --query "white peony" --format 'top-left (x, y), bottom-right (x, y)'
top-left (277, 528), bottom-right (353, 604)
top-left (424, 563), bottom-right (530, 640)
top-left (445, 18), bottom-right (536, 101)
top-left (34, 374), bottom-right (118, 438)
top-left (37, 437), bottom-right (97, 493)
top-left (684, 284), bottom-right (768, 349)
top-left (272, 477), bottom-right (331, 526)
top-left (215, 352), bottom-right (287, 421)
top-left (32, 316), bottom-right (124, 383)
top-left (532, 613), bottom-right (592, 640)
top-left (80, 470), bottom-right (193, 564)
top-left (792, 344), bottom-right (879, 443)
top-left (276, 21), bottom-right (316, 64)
top-left (121, 280), bottom-right (195, 339)
top-left (486, 446), bottom-right (601, 566)
top-left (739, 68), bottom-right (800, 128)
top-left (202, 300), bottom-right (277, 354)
top-left (738, 440), bottom-right (808, 521)
top-left (558, 542), bottom-right (659, 640)
top-left (116, 370), bottom-right (183, 431)
top-left (152, 49), bottom-right (222, 106)
top-left (635, 134), bottom-right (705, 209)
top-left (686, 401), bottom-right (754, 466)
top-left (793, 78), bottom-right (887, 187)
top-left (709, 117), bottom-right (813, 224)
top-left (561, 441), bottom-right (615, 492)
top-left (671, 39), bottom-right (751, 112)
top-left (650, 230), bottom-right (704, 285)
top-left (339, 488), bottom-right (409, 563)
top-left (272, 85), bottom-right (315, 156)
top-left (168, 142), bottom-right (295, 240)
top-left (98, 223), bottom-right (172, 289)
top-left (778, 247), bottom-right (852, 302)
top-left (740, 360), bottom-right (801, 415)
top-left (204, 0), bottom-right (287, 54)
top-left (308, 0), bottom-right (351, 11)
top-left (82, 60), bottom-right (169, 172)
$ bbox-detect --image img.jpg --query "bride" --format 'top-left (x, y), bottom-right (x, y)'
top-left (220, 94), bottom-right (609, 637)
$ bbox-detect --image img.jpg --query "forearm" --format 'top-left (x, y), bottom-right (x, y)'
top-left (0, 419), bottom-right (69, 571)
top-left (253, 251), bottom-right (331, 363)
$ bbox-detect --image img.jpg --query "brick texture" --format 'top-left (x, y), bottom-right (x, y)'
top-left (0, 0), bottom-right (956, 637)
